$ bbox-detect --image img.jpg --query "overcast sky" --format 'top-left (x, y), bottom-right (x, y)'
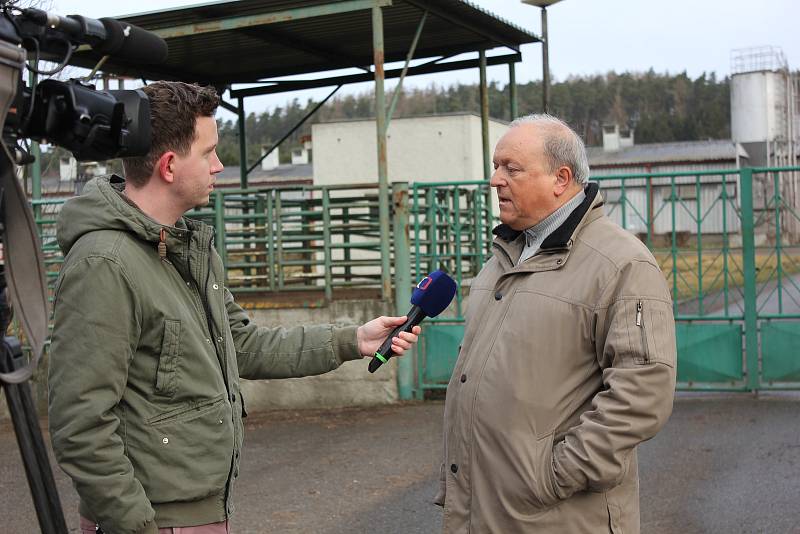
top-left (59, 0), bottom-right (800, 116)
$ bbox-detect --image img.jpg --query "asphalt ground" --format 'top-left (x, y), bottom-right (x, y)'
top-left (1, 394), bottom-right (799, 533)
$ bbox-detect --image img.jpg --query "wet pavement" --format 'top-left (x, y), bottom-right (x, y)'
top-left (1, 394), bottom-right (799, 533)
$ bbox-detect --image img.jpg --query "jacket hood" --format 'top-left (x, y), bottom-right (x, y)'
top-left (57, 175), bottom-right (195, 256)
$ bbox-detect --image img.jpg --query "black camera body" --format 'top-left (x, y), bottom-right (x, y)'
top-left (14, 79), bottom-right (151, 161)
top-left (0, 2), bottom-right (156, 162)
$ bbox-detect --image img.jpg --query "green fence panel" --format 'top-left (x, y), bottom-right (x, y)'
top-left (419, 323), bottom-right (465, 386)
top-left (675, 322), bottom-right (744, 387)
top-left (760, 320), bottom-right (800, 384)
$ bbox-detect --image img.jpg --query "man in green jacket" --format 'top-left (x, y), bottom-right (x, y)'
top-left (48, 81), bottom-right (419, 534)
top-left (437, 115), bottom-right (676, 533)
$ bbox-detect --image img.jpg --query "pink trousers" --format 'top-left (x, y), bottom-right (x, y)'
top-left (80, 516), bottom-right (230, 534)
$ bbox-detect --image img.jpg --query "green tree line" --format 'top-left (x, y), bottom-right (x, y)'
top-left (37, 70), bottom-right (733, 176)
top-left (219, 70), bottom-right (732, 167)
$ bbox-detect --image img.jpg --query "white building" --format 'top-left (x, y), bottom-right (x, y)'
top-left (311, 113), bottom-right (507, 186)
top-left (587, 135), bottom-right (748, 237)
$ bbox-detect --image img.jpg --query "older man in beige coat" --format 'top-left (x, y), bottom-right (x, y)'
top-left (437, 114), bottom-right (676, 533)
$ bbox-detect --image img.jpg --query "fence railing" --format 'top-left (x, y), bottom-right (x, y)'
top-left (29, 167), bottom-right (800, 394)
top-left (409, 181), bottom-right (494, 319)
top-left (34, 169), bottom-right (800, 309)
top-left (34, 183), bottom-right (389, 303)
top-left (406, 166), bottom-right (800, 394)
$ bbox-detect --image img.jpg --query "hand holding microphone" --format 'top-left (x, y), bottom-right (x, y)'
top-left (365, 271), bottom-right (457, 373)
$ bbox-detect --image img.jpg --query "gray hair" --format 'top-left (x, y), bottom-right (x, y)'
top-left (508, 114), bottom-right (590, 185)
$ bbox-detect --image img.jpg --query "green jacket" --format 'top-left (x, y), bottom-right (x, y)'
top-left (48, 176), bottom-right (361, 534)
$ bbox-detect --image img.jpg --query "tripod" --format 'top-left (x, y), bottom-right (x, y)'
top-left (0, 250), bottom-right (67, 533)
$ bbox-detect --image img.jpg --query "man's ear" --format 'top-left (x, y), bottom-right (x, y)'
top-left (156, 152), bottom-right (177, 184)
top-left (554, 165), bottom-right (574, 196)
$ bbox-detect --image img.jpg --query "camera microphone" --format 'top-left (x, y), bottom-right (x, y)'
top-left (368, 271), bottom-right (457, 373)
top-left (21, 8), bottom-right (168, 64)
top-left (95, 17), bottom-right (168, 64)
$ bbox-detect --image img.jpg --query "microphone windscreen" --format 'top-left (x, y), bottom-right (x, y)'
top-left (410, 271), bottom-right (457, 317)
top-left (99, 18), bottom-right (168, 64)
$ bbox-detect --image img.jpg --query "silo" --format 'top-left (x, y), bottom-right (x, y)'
top-left (730, 46), bottom-right (799, 242)
top-left (730, 46), bottom-right (794, 167)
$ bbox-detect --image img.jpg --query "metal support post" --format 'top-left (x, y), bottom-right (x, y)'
top-left (508, 61), bottom-right (518, 121)
top-left (29, 72), bottom-right (41, 220)
top-left (31, 142), bottom-right (41, 219)
top-left (773, 171), bottom-right (783, 312)
top-left (387, 11), bottom-right (428, 128)
top-left (248, 85), bottom-right (342, 174)
top-left (740, 168), bottom-right (760, 391)
top-left (237, 97), bottom-right (247, 188)
top-left (214, 191), bottom-right (227, 270)
top-left (373, 6), bottom-right (391, 300)
top-left (479, 50), bottom-right (491, 181)
top-left (392, 182), bottom-right (413, 399)
top-left (322, 188), bottom-right (333, 302)
top-left (541, 6), bottom-right (550, 113)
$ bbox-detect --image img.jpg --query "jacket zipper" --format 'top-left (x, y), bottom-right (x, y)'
top-left (636, 300), bottom-right (649, 363)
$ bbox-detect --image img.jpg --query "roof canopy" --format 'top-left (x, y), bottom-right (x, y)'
top-left (70, 0), bottom-right (539, 86)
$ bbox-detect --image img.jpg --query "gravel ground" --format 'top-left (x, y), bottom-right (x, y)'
top-left (1, 393), bottom-right (798, 533)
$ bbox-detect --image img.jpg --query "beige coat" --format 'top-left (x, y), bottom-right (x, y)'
top-left (438, 185), bottom-right (676, 533)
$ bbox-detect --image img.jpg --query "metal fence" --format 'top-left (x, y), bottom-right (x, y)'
top-left (33, 183), bottom-right (388, 303)
top-left (409, 166), bottom-right (800, 395)
top-left (30, 167), bottom-right (800, 395)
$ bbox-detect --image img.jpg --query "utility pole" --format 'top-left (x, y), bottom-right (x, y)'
top-left (522, 0), bottom-right (564, 113)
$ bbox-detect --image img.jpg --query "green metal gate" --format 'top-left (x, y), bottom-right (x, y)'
top-left (409, 181), bottom-right (493, 396)
top-left (409, 167), bottom-right (800, 395)
top-left (750, 167), bottom-right (800, 389)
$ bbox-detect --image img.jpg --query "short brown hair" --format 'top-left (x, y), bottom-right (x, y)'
top-left (122, 81), bottom-right (219, 187)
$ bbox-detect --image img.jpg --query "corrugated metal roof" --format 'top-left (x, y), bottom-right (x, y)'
top-left (70, 0), bottom-right (538, 84)
top-left (587, 140), bottom-right (747, 167)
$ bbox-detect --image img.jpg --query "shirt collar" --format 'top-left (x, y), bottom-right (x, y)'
top-left (523, 188), bottom-right (586, 247)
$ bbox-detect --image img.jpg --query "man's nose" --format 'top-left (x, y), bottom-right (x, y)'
top-left (489, 169), bottom-right (504, 188)
top-left (212, 154), bottom-right (224, 174)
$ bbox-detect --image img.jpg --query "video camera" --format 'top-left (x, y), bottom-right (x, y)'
top-left (0, 0), bottom-right (168, 161)
top-left (0, 4), bottom-right (167, 532)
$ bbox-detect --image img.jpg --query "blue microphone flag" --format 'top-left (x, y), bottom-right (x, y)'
top-left (410, 270), bottom-right (457, 317)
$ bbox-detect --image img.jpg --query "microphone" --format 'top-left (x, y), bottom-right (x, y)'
top-left (21, 8), bottom-right (168, 64)
top-left (368, 271), bottom-right (457, 373)
top-left (97, 17), bottom-right (169, 64)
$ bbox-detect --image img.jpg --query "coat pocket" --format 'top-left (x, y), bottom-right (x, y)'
top-left (135, 394), bottom-right (233, 502)
top-left (155, 319), bottom-right (182, 396)
top-left (627, 299), bottom-right (676, 367)
top-left (606, 497), bottom-right (623, 534)
top-left (530, 432), bottom-right (562, 510)
top-left (147, 393), bottom-right (225, 426)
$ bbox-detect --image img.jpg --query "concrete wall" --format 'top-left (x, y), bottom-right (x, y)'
top-left (312, 113), bottom-right (507, 185)
top-left (240, 299), bottom-right (399, 412)
top-left (0, 298), bottom-right (402, 422)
